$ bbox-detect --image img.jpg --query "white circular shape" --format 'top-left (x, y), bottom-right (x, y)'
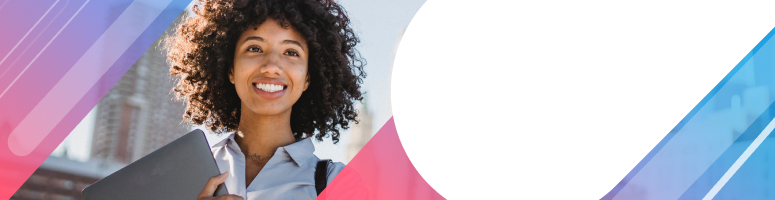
top-left (391, 0), bottom-right (775, 199)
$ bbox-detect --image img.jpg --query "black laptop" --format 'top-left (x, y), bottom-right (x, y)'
top-left (82, 129), bottom-right (228, 199)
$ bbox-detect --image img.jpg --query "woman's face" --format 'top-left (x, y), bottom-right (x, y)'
top-left (230, 18), bottom-right (309, 117)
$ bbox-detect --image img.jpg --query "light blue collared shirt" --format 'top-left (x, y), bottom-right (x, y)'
top-left (209, 133), bottom-right (345, 199)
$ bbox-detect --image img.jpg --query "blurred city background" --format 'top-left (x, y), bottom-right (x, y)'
top-left (11, 0), bottom-right (425, 199)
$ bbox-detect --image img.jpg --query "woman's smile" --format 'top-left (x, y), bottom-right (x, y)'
top-left (252, 79), bottom-right (288, 100)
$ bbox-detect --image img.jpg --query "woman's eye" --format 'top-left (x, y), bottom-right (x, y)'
top-left (247, 46), bottom-right (262, 52)
top-left (284, 51), bottom-right (299, 57)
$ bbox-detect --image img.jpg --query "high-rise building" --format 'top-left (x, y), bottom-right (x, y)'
top-left (89, 39), bottom-right (189, 165)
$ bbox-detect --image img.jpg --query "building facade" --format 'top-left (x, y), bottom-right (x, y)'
top-left (89, 40), bottom-right (189, 165)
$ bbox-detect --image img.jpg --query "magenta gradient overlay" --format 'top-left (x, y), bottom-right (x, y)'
top-left (318, 117), bottom-right (446, 199)
top-left (0, 0), bottom-right (190, 198)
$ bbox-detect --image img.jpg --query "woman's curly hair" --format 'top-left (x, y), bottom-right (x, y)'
top-left (165, 0), bottom-right (365, 143)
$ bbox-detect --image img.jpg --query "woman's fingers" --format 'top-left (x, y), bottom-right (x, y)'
top-left (197, 171), bottom-right (229, 199)
top-left (197, 172), bottom-right (242, 200)
top-left (217, 194), bottom-right (244, 200)
top-left (201, 194), bottom-right (243, 200)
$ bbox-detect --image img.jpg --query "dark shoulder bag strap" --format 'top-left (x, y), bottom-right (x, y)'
top-left (315, 159), bottom-right (332, 195)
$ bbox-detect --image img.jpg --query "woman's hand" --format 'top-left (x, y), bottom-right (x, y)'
top-left (197, 171), bottom-right (243, 200)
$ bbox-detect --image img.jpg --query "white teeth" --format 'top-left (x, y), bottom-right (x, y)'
top-left (255, 83), bottom-right (284, 92)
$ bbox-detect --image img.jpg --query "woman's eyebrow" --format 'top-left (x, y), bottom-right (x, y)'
top-left (242, 36), bottom-right (264, 44)
top-left (282, 40), bottom-right (305, 51)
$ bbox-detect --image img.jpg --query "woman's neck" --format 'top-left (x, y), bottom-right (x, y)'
top-left (234, 108), bottom-right (297, 158)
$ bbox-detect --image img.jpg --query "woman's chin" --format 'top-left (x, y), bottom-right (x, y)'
top-left (245, 105), bottom-right (291, 117)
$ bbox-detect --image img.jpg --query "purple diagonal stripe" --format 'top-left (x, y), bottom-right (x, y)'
top-left (6, 0), bottom-right (174, 156)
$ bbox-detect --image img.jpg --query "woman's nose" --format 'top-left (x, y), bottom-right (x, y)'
top-left (260, 53), bottom-right (283, 76)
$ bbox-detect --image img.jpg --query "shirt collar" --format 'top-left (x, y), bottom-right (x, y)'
top-left (282, 137), bottom-right (315, 167)
top-left (209, 132), bottom-right (236, 149)
top-left (210, 132), bottom-right (315, 167)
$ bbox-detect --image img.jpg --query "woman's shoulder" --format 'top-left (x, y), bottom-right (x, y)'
top-left (326, 161), bottom-right (345, 184)
top-left (313, 156), bottom-right (345, 185)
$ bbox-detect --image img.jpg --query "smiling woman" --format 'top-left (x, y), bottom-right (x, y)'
top-left (164, 0), bottom-right (366, 199)
top-left (230, 19), bottom-right (310, 112)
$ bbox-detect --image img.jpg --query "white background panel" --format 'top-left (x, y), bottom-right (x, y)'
top-left (391, 0), bottom-right (775, 199)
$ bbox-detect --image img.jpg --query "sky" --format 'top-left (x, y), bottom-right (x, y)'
top-left (51, 0), bottom-right (428, 164)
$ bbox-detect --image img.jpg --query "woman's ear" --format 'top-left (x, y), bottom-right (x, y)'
top-left (303, 74), bottom-right (310, 91)
top-left (229, 68), bottom-right (235, 84)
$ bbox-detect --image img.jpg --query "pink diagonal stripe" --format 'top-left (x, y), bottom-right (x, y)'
top-left (317, 117), bottom-right (445, 199)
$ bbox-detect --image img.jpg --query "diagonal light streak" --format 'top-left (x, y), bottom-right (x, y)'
top-left (0, 0), bottom-right (88, 100)
top-left (0, 0), bottom-right (60, 71)
top-left (0, 0), bottom-right (69, 81)
top-left (702, 117), bottom-right (775, 200)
